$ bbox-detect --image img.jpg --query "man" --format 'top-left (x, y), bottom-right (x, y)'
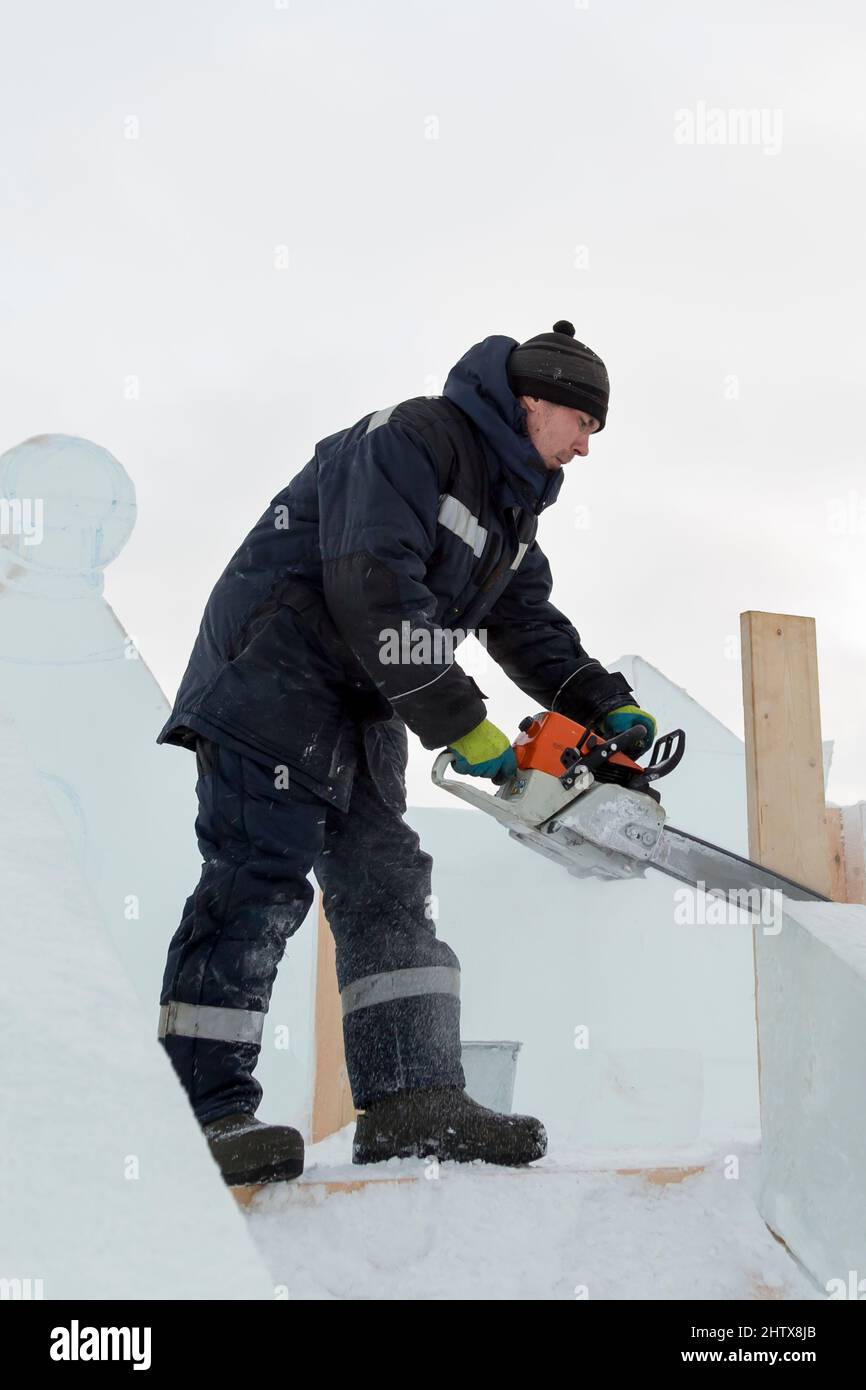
top-left (156, 319), bottom-right (656, 1186)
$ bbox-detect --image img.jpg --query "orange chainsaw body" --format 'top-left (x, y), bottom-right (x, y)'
top-left (512, 710), bottom-right (644, 779)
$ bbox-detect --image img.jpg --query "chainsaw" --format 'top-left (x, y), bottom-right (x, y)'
top-left (431, 710), bottom-right (829, 913)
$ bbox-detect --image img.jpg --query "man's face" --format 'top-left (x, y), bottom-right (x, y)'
top-left (519, 396), bottom-right (601, 471)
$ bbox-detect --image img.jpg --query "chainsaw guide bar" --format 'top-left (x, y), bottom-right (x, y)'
top-left (432, 710), bottom-right (828, 914)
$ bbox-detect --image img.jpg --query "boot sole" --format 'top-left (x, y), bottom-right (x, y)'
top-left (353, 1140), bottom-right (543, 1167)
top-left (222, 1155), bottom-right (305, 1187)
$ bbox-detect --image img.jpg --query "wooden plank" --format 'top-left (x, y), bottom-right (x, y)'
top-left (749, 1279), bottom-right (787, 1300)
top-left (826, 807), bottom-right (848, 903)
top-left (231, 1164), bottom-right (706, 1207)
top-left (615, 1165), bottom-right (704, 1186)
top-left (310, 895), bottom-right (356, 1144)
top-left (231, 1175), bottom-right (418, 1207)
top-left (740, 612), bottom-right (833, 897)
top-left (841, 804), bottom-right (866, 905)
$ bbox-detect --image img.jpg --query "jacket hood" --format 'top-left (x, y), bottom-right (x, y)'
top-left (442, 335), bottom-right (564, 514)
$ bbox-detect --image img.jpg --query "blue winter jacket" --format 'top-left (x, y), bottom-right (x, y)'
top-left (158, 334), bottom-right (634, 808)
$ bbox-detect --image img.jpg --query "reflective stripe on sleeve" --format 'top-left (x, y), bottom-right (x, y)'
top-left (437, 494), bottom-right (488, 558)
top-left (365, 404), bottom-right (397, 433)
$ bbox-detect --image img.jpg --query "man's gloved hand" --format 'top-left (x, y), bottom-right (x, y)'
top-left (602, 703), bottom-right (657, 753)
top-left (449, 718), bottom-right (518, 779)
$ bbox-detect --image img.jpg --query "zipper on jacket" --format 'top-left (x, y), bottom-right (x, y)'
top-left (478, 506), bottom-right (531, 594)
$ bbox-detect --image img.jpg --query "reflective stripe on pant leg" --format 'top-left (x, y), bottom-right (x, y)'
top-left (158, 743), bottom-right (330, 1126)
top-left (158, 1001), bottom-right (266, 1046)
top-left (340, 966), bottom-right (460, 1017)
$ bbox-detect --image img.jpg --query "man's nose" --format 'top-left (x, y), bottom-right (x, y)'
top-left (574, 439), bottom-right (589, 457)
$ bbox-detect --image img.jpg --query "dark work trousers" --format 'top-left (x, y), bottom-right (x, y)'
top-left (158, 725), bottom-right (465, 1125)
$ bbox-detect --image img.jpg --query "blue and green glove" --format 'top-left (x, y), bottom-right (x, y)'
top-left (449, 718), bottom-right (518, 779)
top-left (602, 703), bottom-right (657, 753)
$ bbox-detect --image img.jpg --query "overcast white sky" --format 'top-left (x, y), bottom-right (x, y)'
top-left (2, 0), bottom-right (865, 805)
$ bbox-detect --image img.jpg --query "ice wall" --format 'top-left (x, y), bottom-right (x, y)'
top-left (409, 805), bottom-right (760, 1155)
top-left (755, 899), bottom-right (866, 1290)
top-left (0, 711), bottom-right (273, 1299)
top-left (0, 434), bottom-right (315, 1134)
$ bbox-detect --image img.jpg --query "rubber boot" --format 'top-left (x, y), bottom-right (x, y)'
top-left (352, 1085), bottom-right (547, 1167)
top-left (202, 1111), bottom-right (304, 1186)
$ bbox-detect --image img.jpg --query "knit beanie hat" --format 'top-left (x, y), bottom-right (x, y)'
top-left (507, 319), bottom-right (609, 430)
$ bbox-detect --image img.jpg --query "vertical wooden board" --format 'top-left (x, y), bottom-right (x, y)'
top-left (841, 804), bottom-right (866, 905)
top-left (311, 895), bottom-right (356, 1143)
top-left (739, 612), bottom-right (833, 898)
top-left (826, 807), bottom-right (848, 903)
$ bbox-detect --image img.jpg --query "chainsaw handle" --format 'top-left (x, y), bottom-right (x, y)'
top-left (431, 749), bottom-right (465, 791)
top-left (605, 724), bottom-right (651, 758)
top-left (560, 722), bottom-right (648, 783)
top-left (559, 723), bottom-right (685, 792)
top-left (642, 727), bottom-right (686, 782)
top-left (430, 751), bottom-right (531, 830)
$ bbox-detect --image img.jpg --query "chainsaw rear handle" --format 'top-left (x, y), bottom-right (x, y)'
top-left (430, 750), bottom-right (531, 830)
top-left (560, 723), bottom-right (686, 789)
top-left (431, 750), bottom-right (506, 801)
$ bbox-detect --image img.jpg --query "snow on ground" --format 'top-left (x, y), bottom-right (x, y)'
top-left (242, 1125), bottom-right (821, 1301)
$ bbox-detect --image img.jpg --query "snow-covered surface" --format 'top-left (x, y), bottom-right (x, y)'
top-left (242, 1123), bottom-right (821, 1301)
top-left (755, 899), bottom-right (866, 1290)
top-left (0, 710), bottom-right (274, 1300)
